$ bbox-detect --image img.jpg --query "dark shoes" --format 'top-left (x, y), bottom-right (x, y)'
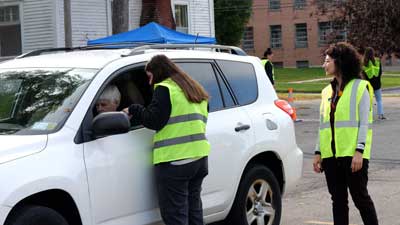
top-left (378, 114), bottom-right (387, 120)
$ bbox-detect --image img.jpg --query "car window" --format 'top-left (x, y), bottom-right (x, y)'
top-left (215, 71), bottom-right (235, 108)
top-left (216, 60), bottom-right (258, 105)
top-left (0, 68), bottom-right (97, 135)
top-left (176, 62), bottom-right (224, 112)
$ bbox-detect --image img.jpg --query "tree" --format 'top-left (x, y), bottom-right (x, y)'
top-left (214, 0), bottom-right (252, 46)
top-left (313, 0), bottom-right (400, 57)
top-left (112, 0), bottom-right (130, 34)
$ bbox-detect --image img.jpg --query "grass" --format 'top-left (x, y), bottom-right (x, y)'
top-left (274, 68), bottom-right (400, 93)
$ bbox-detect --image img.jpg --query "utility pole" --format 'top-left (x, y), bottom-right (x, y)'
top-left (64, 0), bottom-right (72, 48)
top-left (112, 0), bottom-right (129, 34)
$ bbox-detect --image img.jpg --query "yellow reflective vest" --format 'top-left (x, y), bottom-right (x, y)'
top-left (319, 79), bottom-right (373, 159)
top-left (152, 78), bottom-right (210, 164)
top-left (363, 58), bottom-right (380, 79)
top-left (261, 59), bottom-right (275, 81)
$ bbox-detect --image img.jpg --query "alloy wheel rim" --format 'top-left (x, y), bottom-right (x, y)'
top-left (246, 179), bottom-right (275, 225)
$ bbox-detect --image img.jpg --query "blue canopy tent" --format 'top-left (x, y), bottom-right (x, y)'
top-left (87, 22), bottom-right (216, 45)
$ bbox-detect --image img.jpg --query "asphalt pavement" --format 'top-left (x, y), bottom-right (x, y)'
top-left (281, 96), bottom-right (400, 225)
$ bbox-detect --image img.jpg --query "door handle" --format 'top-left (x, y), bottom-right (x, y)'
top-left (235, 124), bottom-right (250, 132)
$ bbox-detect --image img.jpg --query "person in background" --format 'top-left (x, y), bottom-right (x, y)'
top-left (261, 48), bottom-right (275, 85)
top-left (95, 85), bottom-right (121, 113)
top-left (123, 55), bottom-right (210, 225)
top-left (313, 42), bottom-right (379, 225)
top-left (362, 47), bottom-right (386, 120)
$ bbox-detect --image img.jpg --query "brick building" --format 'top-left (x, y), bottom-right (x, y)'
top-left (242, 0), bottom-right (400, 68)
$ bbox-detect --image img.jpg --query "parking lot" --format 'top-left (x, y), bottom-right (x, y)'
top-left (282, 96), bottom-right (400, 225)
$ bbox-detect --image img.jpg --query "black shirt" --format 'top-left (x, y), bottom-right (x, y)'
top-left (128, 86), bottom-right (171, 131)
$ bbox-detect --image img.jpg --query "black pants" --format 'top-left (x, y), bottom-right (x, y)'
top-left (322, 157), bottom-right (378, 225)
top-left (155, 157), bottom-right (208, 225)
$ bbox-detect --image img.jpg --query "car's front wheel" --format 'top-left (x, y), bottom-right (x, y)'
top-left (5, 205), bottom-right (69, 225)
top-left (226, 165), bottom-right (282, 225)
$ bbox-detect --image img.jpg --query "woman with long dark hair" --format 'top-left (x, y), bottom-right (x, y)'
top-left (313, 42), bottom-right (379, 225)
top-left (124, 54), bottom-right (210, 225)
top-left (363, 47), bottom-right (386, 120)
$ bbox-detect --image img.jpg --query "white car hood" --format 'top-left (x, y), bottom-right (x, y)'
top-left (0, 135), bottom-right (47, 164)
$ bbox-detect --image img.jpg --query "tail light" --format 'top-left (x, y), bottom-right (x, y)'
top-left (274, 99), bottom-right (297, 121)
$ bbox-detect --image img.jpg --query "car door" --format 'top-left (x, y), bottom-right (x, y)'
top-left (176, 61), bottom-right (255, 215)
top-left (82, 67), bottom-right (162, 225)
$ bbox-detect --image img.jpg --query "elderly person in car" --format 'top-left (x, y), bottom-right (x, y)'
top-left (95, 85), bottom-right (121, 113)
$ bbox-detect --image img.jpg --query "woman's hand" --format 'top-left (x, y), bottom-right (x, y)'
top-left (351, 151), bottom-right (363, 173)
top-left (313, 154), bottom-right (323, 173)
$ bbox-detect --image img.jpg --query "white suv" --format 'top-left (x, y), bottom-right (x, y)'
top-left (0, 44), bottom-right (303, 225)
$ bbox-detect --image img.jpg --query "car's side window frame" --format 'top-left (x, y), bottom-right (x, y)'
top-left (214, 59), bottom-right (259, 106)
top-left (74, 62), bottom-right (148, 144)
top-left (173, 59), bottom-right (235, 112)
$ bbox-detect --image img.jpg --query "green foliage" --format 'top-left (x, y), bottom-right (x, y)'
top-left (313, 0), bottom-right (400, 57)
top-left (214, 0), bottom-right (252, 46)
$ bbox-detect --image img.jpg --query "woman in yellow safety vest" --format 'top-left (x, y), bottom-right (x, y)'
top-left (362, 47), bottom-right (386, 120)
top-left (312, 42), bottom-right (379, 225)
top-left (123, 55), bottom-right (210, 225)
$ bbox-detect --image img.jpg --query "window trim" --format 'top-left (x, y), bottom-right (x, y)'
top-left (268, 0), bottom-right (281, 11)
top-left (293, 0), bottom-right (307, 10)
top-left (270, 25), bottom-right (282, 49)
top-left (0, 2), bottom-right (23, 56)
top-left (173, 1), bottom-right (191, 34)
top-left (294, 23), bottom-right (308, 48)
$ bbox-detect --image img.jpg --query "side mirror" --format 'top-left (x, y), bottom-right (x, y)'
top-left (92, 112), bottom-right (131, 138)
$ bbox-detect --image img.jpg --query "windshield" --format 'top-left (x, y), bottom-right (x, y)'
top-left (0, 68), bottom-right (98, 135)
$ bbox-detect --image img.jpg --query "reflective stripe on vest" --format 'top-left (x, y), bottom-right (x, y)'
top-left (363, 58), bottom-right (380, 79)
top-left (152, 78), bottom-right (210, 164)
top-left (319, 79), bottom-right (373, 159)
top-left (261, 59), bottom-right (275, 81)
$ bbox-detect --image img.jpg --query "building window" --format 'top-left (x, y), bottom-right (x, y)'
top-left (294, 0), bottom-right (307, 9)
top-left (295, 23), bottom-right (308, 48)
top-left (174, 4), bottom-right (189, 33)
top-left (273, 62), bottom-right (284, 68)
top-left (296, 60), bottom-right (309, 68)
top-left (318, 21), bottom-right (347, 46)
top-left (0, 5), bottom-right (21, 56)
top-left (0, 5), bottom-right (19, 24)
top-left (269, 0), bottom-right (281, 10)
top-left (242, 27), bottom-right (254, 51)
top-left (270, 25), bottom-right (282, 48)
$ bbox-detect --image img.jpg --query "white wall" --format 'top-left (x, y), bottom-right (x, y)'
top-left (70, 0), bottom-right (110, 46)
top-left (22, 0), bottom-right (55, 52)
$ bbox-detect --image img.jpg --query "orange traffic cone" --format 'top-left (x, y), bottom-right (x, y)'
top-left (288, 88), bottom-right (294, 103)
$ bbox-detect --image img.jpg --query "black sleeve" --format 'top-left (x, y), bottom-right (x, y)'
top-left (378, 62), bottom-right (382, 77)
top-left (128, 86), bottom-right (171, 131)
top-left (265, 61), bottom-right (274, 85)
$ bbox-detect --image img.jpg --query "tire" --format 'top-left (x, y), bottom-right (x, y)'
top-left (226, 165), bottom-right (282, 225)
top-left (5, 205), bottom-right (69, 225)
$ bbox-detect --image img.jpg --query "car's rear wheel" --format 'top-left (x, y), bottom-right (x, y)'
top-left (5, 205), bottom-right (69, 225)
top-left (226, 165), bottom-right (281, 225)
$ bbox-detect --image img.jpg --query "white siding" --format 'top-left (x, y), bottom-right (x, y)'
top-left (173, 0), bottom-right (214, 37)
top-left (70, 0), bottom-right (110, 47)
top-left (55, 0), bottom-right (64, 47)
top-left (129, 0), bottom-right (141, 30)
top-left (22, 0), bottom-right (55, 52)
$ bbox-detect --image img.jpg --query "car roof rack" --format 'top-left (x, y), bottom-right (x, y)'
top-left (15, 43), bottom-right (247, 59)
top-left (123, 44), bottom-right (247, 56)
top-left (15, 47), bottom-right (85, 59)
